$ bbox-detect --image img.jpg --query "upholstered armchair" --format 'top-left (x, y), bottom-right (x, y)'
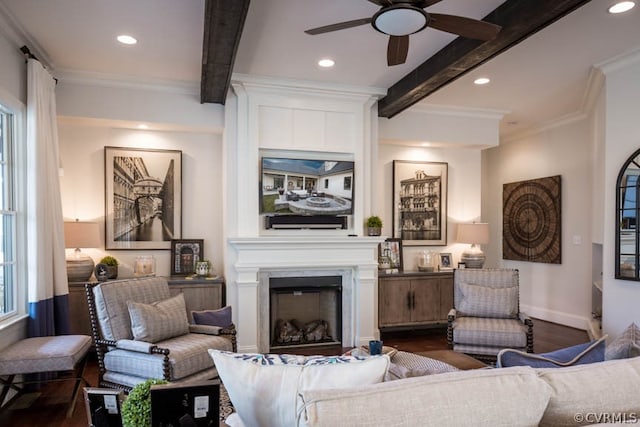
top-left (447, 269), bottom-right (533, 362)
top-left (86, 277), bottom-right (237, 391)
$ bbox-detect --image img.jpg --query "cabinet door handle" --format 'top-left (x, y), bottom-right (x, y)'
top-left (407, 292), bottom-right (412, 310)
top-left (412, 291), bottom-right (416, 309)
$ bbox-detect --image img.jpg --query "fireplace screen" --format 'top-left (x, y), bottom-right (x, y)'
top-left (269, 276), bottom-right (342, 349)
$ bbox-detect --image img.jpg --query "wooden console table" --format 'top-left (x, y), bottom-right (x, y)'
top-left (167, 276), bottom-right (226, 322)
top-left (378, 271), bottom-right (453, 330)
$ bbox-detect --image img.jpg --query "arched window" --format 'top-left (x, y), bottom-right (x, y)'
top-left (616, 148), bottom-right (640, 280)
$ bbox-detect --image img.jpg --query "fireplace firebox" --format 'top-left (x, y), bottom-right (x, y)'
top-left (269, 276), bottom-right (342, 350)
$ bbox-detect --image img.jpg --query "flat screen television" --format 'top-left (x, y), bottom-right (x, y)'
top-left (260, 157), bottom-right (354, 216)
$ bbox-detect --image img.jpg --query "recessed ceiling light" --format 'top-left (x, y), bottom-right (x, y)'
top-left (318, 58), bottom-right (335, 68)
top-left (137, 124), bottom-right (148, 129)
top-left (117, 34), bottom-right (137, 45)
top-left (474, 77), bottom-right (490, 85)
top-left (421, 142), bottom-right (431, 147)
top-left (609, 1), bottom-right (635, 13)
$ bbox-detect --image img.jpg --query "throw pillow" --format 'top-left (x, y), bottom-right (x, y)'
top-left (497, 335), bottom-right (607, 368)
top-left (605, 322), bottom-right (640, 360)
top-left (127, 293), bottom-right (189, 342)
top-left (209, 350), bottom-right (389, 427)
top-left (457, 282), bottom-right (518, 318)
top-left (192, 306), bottom-right (233, 328)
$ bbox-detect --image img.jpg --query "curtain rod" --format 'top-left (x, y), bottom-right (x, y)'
top-left (20, 45), bottom-right (39, 62)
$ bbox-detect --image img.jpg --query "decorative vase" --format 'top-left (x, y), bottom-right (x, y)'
top-left (367, 227), bottom-right (381, 236)
top-left (106, 265), bottom-right (118, 279)
top-left (195, 261), bottom-right (210, 277)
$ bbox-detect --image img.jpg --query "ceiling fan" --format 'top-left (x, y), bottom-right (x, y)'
top-left (304, 0), bottom-right (502, 66)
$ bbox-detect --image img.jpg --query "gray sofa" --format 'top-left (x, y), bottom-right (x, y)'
top-left (296, 356), bottom-right (640, 427)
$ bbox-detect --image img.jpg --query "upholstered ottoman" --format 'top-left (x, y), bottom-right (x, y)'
top-left (0, 335), bottom-right (92, 417)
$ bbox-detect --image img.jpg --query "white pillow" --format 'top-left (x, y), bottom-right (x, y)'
top-left (127, 293), bottom-right (189, 342)
top-left (209, 350), bottom-right (389, 427)
top-left (457, 282), bottom-right (517, 318)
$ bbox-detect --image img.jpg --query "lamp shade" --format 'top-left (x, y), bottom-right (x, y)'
top-left (457, 223), bottom-right (490, 245)
top-left (64, 220), bottom-right (100, 282)
top-left (64, 221), bottom-right (101, 249)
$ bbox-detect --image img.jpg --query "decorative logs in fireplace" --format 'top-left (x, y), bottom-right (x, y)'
top-left (274, 318), bottom-right (331, 345)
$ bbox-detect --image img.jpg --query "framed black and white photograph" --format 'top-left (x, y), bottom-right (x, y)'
top-left (105, 146), bottom-right (182, 250)
top-left (439, 252), bottom-right (453, 271)
top-left (379, 238), bottom-right (403, 272)
top-left (170, 239), bottom-right (204, 276)
top-left (84, 388), bottom-right (124, 427)
top-left (393, 160), bottom-right (448, 246)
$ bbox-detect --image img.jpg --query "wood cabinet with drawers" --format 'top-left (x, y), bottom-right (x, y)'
top-left (378, 271), bottom-right (453, 329)
top-left (167, 276), bottom-right (226, 322)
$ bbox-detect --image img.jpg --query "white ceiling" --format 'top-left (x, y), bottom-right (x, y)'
top-left (1, 0), bottom-right (639, 140)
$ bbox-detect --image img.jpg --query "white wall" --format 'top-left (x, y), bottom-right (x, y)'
top-left (377, 144), bottom-right (482, 271)
top-left (482, 118), bottom-right (593, 330)
top-left (58, 119), bottom-right (224, 277)
top-left (600, 51), bottom-right (640, 338)
top-left (0, 30), bottom-right (25, 104)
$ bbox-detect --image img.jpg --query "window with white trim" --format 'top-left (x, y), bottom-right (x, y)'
top-left (0, 103), bottom-right (17, 319)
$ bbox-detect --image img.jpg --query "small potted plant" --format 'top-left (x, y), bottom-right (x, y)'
top-left (99, 255), bottom-right (119, 279)
top-left (366, 216), bottom-right (383, 236)
top-left (121, 378), bottom-right (168, 427)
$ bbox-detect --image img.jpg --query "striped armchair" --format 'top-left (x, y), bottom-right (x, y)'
top-left (86, 277), bottom-right (236, 392)
top-left (447, 269), bottom-right (533, 363)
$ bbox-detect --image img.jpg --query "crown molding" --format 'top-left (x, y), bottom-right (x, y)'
top-left (594, 45), bottom-right (640, 75)
top-left (408, 103), bottom-right (509, 121)
top-left (232, 73), bottom-right (387, 99)
top-left (55, 69), bottom-right (199, 95)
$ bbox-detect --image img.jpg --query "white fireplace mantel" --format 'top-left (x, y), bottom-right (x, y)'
top-left (227, 236), bottom-right (384, 352)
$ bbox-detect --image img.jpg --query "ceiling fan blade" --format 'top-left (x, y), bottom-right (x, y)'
top-left (305, 18), bottom-right (372, 35)
top-left (367, 0), bottom-right (393, 6)
top-left (428, 13), bottom-right (501, 41)
top-left (387, 35), bottom-right (409, 66)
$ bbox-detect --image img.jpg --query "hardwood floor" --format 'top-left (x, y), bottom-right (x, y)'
top-left (0, 319), bottom-right (588, 426)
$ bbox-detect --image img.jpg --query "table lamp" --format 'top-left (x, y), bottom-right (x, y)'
top-left (457, 222), bottom-right (489, 269)
top-left (64, 220), bottom-right (101, 282)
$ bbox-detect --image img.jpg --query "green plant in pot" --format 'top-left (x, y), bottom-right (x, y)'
top-left (99, 255), bottom-right (119, 279)
top-left (121, 378), bottom-right (168, 427)
top-left (366, 216), bottom-right (383, 236)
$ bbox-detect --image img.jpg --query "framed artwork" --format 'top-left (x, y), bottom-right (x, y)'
top-left (171, 239), bottom-right (204, 276)
top-left (503, 175), bottom-right (561, 264)
top-left (105, 146), bottom-right (182, 250)
top-left (379, 238), bottom-right (403, 272)
top-left (83, 388), bottom-right (124, 427)
top-left (439, 252), bottom-right (453, 271)
top-left (150, 380), bottom-right (220, 426)
top-left (393, 160), bottom-right (448, 246)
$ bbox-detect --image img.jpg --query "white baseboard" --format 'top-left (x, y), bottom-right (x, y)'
top-left (521, 304), bottom-right (591, 332)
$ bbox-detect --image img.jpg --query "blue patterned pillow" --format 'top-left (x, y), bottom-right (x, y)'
top-left (497, 336), bottom-right (606, 368)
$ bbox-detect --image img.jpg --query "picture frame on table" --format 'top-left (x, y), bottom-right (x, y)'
top-left (84, 388), bottom-right (124, 427)
top-left (392, 160), bottom-right (448, 246)
top-left (104, 146), bottom-right (182, 250)
top-left (378, 238), bottom-right (403, 274)
top-left (170, 239), bottom-right (204, 276)
top-left (439, 252), bottom-right (453, 271)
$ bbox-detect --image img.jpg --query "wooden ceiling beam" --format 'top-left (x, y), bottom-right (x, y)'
top-left (377, 0), bottom-right (593, 118)
top-left (200, 0), bottom-right (250, 104)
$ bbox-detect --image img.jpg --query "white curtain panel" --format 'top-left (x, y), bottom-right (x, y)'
top-left (26, 58), bottom-right (69, 336)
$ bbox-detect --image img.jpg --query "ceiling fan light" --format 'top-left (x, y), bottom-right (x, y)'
top-left (372, 5), bottom-right (428, 36)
